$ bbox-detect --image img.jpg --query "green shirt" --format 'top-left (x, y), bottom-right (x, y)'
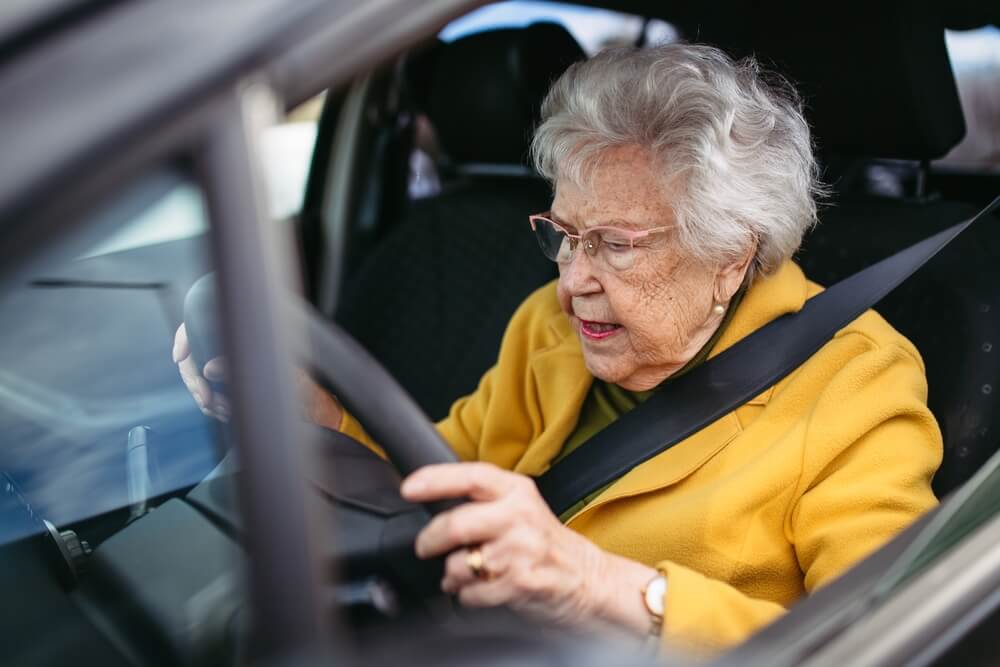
top-left (553, 286), bottom-right (747, 522)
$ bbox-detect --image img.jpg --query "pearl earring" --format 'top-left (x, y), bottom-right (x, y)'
top-left (712, 303), bottom-right (726, 316)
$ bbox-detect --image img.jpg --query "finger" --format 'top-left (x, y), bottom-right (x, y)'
top-left (441, 544), bottom-right (507, 593)
top-left (441, 548), bottom-right (476, 593)
top-left (208, 395), bottom-right (231, 422)
top-left (190, 376), bottom-right (213, 410)
top-left (415, 500), bottom-right (512, 559)
top-left (401, 462), bottom-right (515, 504)
top-left (178, 352), bottom-right (200, 384)
top-left (179, 355), bottom-right (213, 407)
top-left (203, 357), bottom-right (227, 382)
top-left (211, 394), bottom-right (231, 418)
top-left (456, 577), bottom-right (515, 609)
top-left (172, 323), bottom-right (190, 363)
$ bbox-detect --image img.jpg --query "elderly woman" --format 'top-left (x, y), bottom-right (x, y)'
top-left (176, 43), bottom-right (941, 654)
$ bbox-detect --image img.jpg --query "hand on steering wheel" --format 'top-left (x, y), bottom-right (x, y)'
top-left (401, 462), bottom-right (656, 636)
top-left (173, 323), bottom-right (230, 421)
top-left (173, 323), bottom-right (344, 429)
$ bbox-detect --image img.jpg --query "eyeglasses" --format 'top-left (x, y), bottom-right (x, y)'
top-left (528, 212), bottom-right (672, 271)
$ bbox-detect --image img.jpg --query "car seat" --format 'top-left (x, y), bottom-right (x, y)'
top-left (760, 10), bottom-right (1000, 497)
top-left (335, 24), bottom-right (585, 420)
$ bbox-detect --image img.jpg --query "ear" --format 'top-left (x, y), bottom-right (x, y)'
top-left (715, 243), bottom-right (757, 303)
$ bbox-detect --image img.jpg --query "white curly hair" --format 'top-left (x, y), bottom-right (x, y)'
top-left (531, 43), bottom-right (826, 279)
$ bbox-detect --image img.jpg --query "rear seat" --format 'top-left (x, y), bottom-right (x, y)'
top-left (336, 24), bottom-right (584, 420)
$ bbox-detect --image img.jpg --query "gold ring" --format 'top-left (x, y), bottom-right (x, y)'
top-left (465, 547), bottom-right (490, 580)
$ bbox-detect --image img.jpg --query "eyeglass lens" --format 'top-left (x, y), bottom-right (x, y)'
top-left (532, 219), bottom-right (638, 271)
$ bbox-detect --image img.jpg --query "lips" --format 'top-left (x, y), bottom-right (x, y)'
top-left (579, 319), bottom-right (623, 340)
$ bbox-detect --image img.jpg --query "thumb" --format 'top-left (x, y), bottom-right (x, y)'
top-left (172, 323), bottom-right (190, 363)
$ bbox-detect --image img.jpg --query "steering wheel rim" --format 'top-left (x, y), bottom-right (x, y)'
top-left (184, 274), bottom-right (461, 515)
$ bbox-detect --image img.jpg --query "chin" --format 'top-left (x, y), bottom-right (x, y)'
top-left (582, 354), bottom-right (630, 386)
top-left (583, 354), bottom-right (665, 391)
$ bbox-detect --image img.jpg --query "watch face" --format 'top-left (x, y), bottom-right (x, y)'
top-left (644, 575), bottom-right (667, 617)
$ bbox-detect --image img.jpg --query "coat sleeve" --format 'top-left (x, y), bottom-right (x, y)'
top-left (336, 373), bottom-right (490, 462)
top-left (655, 338), bottom-right (942, 655)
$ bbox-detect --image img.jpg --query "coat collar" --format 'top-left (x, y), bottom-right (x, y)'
top-left (710, 260), bottom-right (811, 359)
top-left (521, 260), bottom-right (812, 521)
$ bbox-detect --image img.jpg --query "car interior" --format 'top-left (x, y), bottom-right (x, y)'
top-left (2, 0), bottom-right (999, 665)
top-left (304, 3), bottom-right (1000, 499)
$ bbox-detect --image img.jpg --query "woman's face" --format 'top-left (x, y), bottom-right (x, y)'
top-left (552, 145), bottom-right (725, 391)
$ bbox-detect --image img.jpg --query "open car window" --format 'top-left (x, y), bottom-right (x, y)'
top-left (261, 92), bottom-right (326, 221)
top-left (441, 0), bottom-right (678, 53)
top-left (940, 26), bottom-right (1000, 169)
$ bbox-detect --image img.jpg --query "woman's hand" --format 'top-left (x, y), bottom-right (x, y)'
top-left (401, 462), bottom-right (657, 636)
top-left (172, 323), bottom-right (344, 430)
top-left (173, 323), bottom-right (230, 421)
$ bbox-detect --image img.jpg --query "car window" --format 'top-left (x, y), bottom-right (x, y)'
top-left (0, 164), bottom-right (247, 663)
top-left (0, 167), bottom-right (223, 535)
top-left (261, 91), bottom-right (326, 221)
top-left (79, 93), bottom-right (325, 264)
top-left (440, 0), bottom-right (679, 54)
top-left (939, 26), bottom-right (1000, 168)
top-left (0, 165), bottom-right (226, 548)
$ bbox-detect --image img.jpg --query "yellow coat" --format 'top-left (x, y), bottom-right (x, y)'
top-left (340, 260), bottom-right (942, 654)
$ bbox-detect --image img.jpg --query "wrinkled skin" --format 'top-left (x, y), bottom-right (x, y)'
top-left (402, 461), bottom-right (656, 636)
top-left (554, 145), bottom-right (749, 391)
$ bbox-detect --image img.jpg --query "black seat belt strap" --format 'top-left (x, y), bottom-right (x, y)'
top-left (536, 195), bottom-right (1000, 517)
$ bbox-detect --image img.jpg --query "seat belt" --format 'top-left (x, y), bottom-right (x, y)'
top-left (536, 195), bottom-right (1000, 518)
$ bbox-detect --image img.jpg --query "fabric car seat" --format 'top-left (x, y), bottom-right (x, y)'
top-left (798, 199), bottom-right (999, 498)
top-left (761, 13), bottom-right (1000, 497)
top-left (335, 24), bottom-right (585, 420)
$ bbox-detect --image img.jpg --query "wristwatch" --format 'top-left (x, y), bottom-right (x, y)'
top-left (641, 574), bottom-right (667, 634)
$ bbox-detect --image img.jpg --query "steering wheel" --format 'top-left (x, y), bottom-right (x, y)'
top-left (184, 273), bottom-right (464, 513)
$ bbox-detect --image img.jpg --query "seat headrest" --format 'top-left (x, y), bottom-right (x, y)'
top-left (688, 1), bottom-right (967, 160)
top-left (790, 21), bottom-right (965, 160)
top-left (426, 23), bottom-right (585, 166)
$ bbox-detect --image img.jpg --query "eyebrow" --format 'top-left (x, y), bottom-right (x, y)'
top-left (548, 211), bottom-right (647, 232)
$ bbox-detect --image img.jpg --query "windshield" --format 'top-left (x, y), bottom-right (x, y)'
top-left (0, 168), bottom-right (220, 537)
top-left (0, 164), bottom-right (249, 664)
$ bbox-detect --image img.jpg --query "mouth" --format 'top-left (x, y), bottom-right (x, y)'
top-left (578, 319), bottom-right (624, 341)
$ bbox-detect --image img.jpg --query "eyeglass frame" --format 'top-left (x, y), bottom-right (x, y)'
top-left (527, 211), bottom-right (673, 268)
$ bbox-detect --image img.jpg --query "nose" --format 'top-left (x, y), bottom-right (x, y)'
top-left (558, 245), bottom-right (602, 296)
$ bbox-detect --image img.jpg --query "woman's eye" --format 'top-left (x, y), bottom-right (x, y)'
top-left (602, 238), bottom-right (631, 252)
